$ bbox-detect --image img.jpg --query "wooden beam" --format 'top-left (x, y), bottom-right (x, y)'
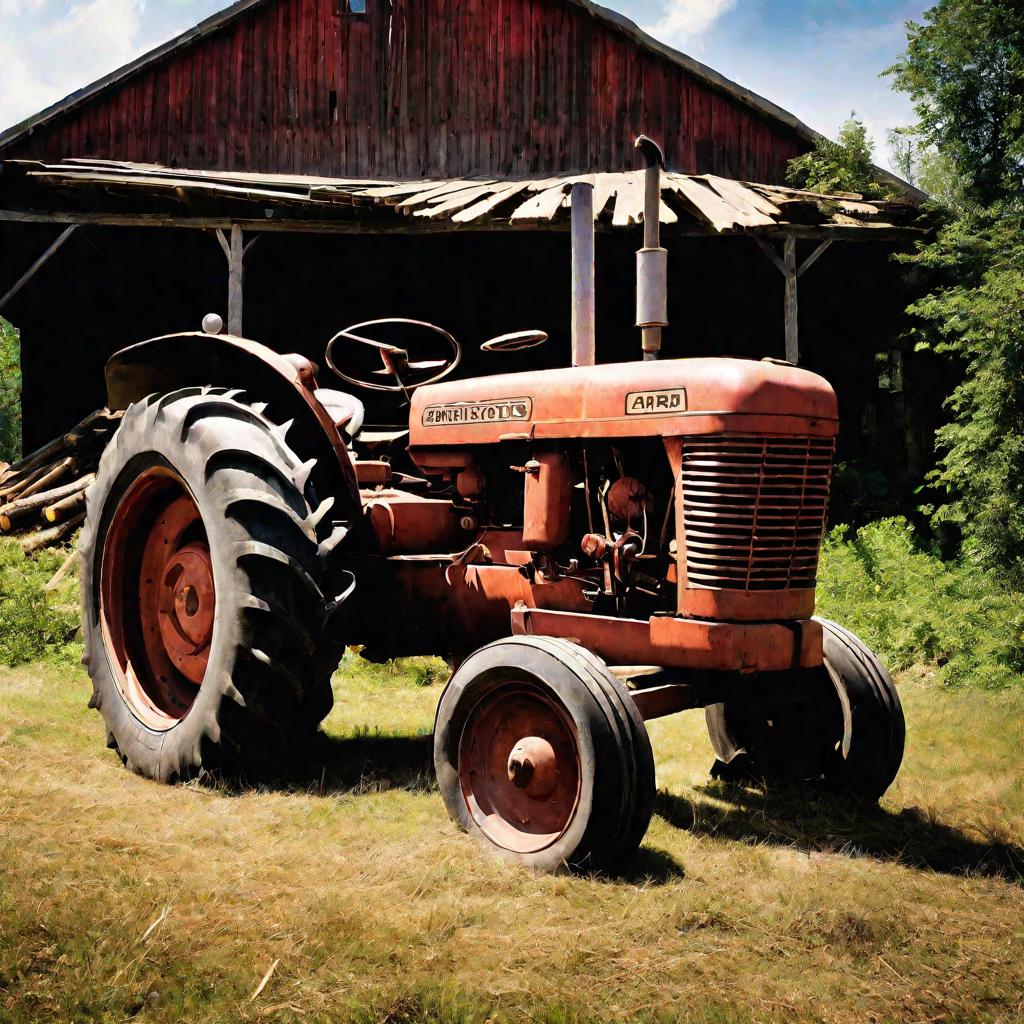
top-left (797, 239), bottom-right (832, 278)
top-left (570, 181), bottom-right (596, 367)
top-left (753, 234), bottom-right (786, 275)
top-left (749, 222), bottom-right (925, 243)
top-left (0, 207), bottom-right (928, 243)
top-left (0, 224), bottom-right (77, 311)
top-left (0, 208), bottom-right (584, 235)
top-left (784, 234), bottom-right (799, 365)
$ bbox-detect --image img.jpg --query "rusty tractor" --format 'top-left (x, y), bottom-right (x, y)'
top-left (80, 145), bottom-right (904, 872)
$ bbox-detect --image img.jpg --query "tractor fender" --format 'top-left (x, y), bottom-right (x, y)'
top-left (105, 332), bottom-right (360, 508)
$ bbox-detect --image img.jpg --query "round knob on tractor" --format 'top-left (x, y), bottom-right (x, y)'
top-left (507, 736), bottom-right (559, 799)
top-left (202, 313), bottom-right (224, 335)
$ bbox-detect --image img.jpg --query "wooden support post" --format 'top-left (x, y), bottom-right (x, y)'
top-left (752, 234), bottom-right (834, 367)
top-left (214, 225), bottom-right (246, 336)
top-left (784, 234), bottom-right (798, 365)
top-left (228, 224), bottom-right (244, 336)
top-left (570, 181), bottom-right (596, 367)
top-left (0, 225), bottom-right (78, 311)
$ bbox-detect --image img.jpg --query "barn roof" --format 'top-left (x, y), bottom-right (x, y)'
top-left (0, 158), bottom-right (930, 240)
top-left (0, 0), bottom-right (824, 158)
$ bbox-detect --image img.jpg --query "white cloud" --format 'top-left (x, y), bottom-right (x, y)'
top-left (643, 0), bottom-right (736, 45)
top-left (0, 0), bottom-right (146, 131)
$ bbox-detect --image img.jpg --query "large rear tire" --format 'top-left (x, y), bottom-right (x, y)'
top-left (434, 636), bottom-right (655, 873)
top-left (80, 387), bottom-right (345, 781)
top-left (705, 618), bottom-right (905, 801)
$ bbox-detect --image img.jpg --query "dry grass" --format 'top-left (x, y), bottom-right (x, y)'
top-left (0, 657), bottom-right (1022, 1024)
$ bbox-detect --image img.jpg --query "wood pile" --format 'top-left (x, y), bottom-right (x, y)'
top-left (0, 409), bottom-right (122, 554)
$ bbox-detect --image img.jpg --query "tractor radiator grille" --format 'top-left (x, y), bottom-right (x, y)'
top-left (680, 434), bottom-right (835, 591)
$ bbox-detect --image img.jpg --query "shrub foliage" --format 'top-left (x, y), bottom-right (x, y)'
top-left (0, 539), bottom-right (79, 666)
top-left (817, 518), bottom-right (1024, 688)
top-left (786, 115), bottom-right (894, 199)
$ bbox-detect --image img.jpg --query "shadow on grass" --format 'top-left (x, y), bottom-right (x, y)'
top-left (600, 844), bottom-right (686, 885)
top-left (210, 731), bottom-right (689, 883)
top-left (210, 730), bottom-right (436, 796)
top-left (656, 782), bottom-right (1024, 885)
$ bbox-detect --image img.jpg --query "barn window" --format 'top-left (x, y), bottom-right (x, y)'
top-left (340, 0), bottom-right (366, 12)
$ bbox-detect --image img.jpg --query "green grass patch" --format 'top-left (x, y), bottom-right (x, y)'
top-left (817, 517), bottom-right (1024, 688)
top-left (0, 662), bottom-right (1021, 1024)
top-left (0, 538), bottom-right (79, 666)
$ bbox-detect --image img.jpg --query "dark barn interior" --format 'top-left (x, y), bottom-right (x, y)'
top-left (0, 0), bottom-right (941, 524)
top-left (0, 213), bottom-right (940, 524)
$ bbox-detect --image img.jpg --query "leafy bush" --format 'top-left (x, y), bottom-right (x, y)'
top-left (817, 518), bottom-right (1024, 688)
top-left (0, 317), bottom-right (21, 464)
top-left (786, 114), bottom-right (895, 199)
top-left (0, 538), bottom-right (79, 666)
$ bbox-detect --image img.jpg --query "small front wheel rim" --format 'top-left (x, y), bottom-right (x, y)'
top-left (458, 683), bottom-right (582, 854)
top-left (99, 468), bottom-right (215, 731)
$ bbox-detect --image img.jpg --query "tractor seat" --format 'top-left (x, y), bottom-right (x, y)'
top-left (313, 388), bottom-right (365, 440)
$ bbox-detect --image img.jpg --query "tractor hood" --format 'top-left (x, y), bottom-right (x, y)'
top-left (409, 357), bottom-right (838, 449)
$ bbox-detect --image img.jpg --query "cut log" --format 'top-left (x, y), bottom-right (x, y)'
top-left (20, 513), bottom-right (86, 555)
top-left (0, 473), bottom-right (94, 531)
top-left (43, 488), bottom-right (88, 523)
top-left (0, 408), bottom-right (120, 485)
top-left (17, 457), bottom-right (77, 501)
top-left (44, 547), bottom-right (80, 595)
top-left (0, 460), bottom-right (53, 501)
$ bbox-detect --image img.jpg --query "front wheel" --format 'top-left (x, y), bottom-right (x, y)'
top-left (705, 618), bottom-right (905, 801)
top-left (80, 387), bottom-right (343, 781)
top-left (434, 636), bottom-right (655, 873)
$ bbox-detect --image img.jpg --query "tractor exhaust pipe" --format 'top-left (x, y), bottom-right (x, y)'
top-left (634, 136), bottom-right (667, 361)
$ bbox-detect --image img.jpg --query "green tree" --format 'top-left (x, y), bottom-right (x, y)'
top-left (886, 1), bottom-right (1024, 206)
top-left (786, 114), bottom-right (893, 198)
top-left (905, 207), bottom-right (1024, 578)
top-left (0, 318), bottom-right (21, 465)
top-left (888, 0), bottom-right (1024, 579)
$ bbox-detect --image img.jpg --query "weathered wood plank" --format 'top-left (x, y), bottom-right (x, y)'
top-left (450, 180), bottom-right (531, 222)
top-left (611, 172), bottom-right (645, 227)
top-left (701, 174), bottom-right (781, 218)
top-left (669, 175), bottom-right (775, 232)
top-left (510, 184), bottom-right (570, 221)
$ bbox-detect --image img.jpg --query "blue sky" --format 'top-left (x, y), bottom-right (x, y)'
top-left (0, 0), bottom-right (927, 170)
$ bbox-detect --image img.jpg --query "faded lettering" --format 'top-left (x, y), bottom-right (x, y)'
top-left (423, 396), bottom-right (533, 426)
top-left (625, 388), bottom-right (688, 415)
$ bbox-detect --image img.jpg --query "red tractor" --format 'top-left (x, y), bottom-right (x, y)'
top-left (79, 157), bottom-right (904, 873)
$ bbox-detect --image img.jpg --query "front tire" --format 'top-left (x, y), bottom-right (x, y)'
top-left (80, 387), bottom-right (341, 781)
top-left (434, 636), bottom-right (655, 873)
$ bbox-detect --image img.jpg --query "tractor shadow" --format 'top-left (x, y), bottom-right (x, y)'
top-left (210, 730), bottom-right (437, 796)
top-left (655, 782), bottom-right (1024, 885)
top-left (209, 732), bottom-right (689, 883)
top-left (599, 845), bottom-right (686, 885)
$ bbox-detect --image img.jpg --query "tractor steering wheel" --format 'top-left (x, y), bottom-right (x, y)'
top-left (325, 318), bottom-right (462, 393)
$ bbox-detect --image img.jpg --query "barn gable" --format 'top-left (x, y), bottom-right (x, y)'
top-left (0, 0), bottom-right (812, 181)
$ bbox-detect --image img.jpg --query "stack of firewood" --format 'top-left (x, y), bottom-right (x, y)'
top-left (0, 409), bottom-right (122, 554)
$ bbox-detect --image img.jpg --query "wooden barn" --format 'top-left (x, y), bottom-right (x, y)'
top-left (0, 0), bottom-right (936, 517)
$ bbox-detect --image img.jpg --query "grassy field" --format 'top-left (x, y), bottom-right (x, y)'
top-left (0, 655), bottom-right (1021, 1024)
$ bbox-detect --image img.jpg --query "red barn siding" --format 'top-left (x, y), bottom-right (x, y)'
top-left (5, 0), bottom-right (805, 181)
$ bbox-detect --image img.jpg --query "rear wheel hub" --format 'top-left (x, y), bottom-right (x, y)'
top-left (157, 543), bottom-right (215, 675)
